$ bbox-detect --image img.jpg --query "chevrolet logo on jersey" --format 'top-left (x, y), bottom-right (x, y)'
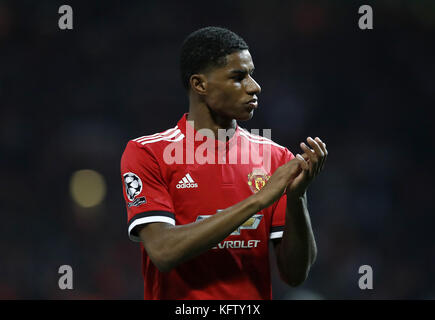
top-left (196, 214), bottom-right (263, 236)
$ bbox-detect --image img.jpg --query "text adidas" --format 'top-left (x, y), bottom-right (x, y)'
top-left (176, 182), bottom-right (198, 189)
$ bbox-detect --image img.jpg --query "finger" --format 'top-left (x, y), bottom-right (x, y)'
top-left (300, 142), bottom-right (315, 158)
top-left (296, 153), bottom-right (309, 171)
top-left (300, 141), bottom-right (316, 175)
top-left (300, 152), bottom-right (310, 161)
top-left (299, 143), bottom-right (315, 175)
top-left (314, 137), bottom-right (327, 172)
top-left (315, 137), bottom-right (327, 154)
top-left (307, 137), bottom-right (324, 175)
top-left (307, 137), bottom-right (324, 158)
top-left (314, 137), bottom-right (328, 172)
top-left (283, 157), bottom-right (302, 178)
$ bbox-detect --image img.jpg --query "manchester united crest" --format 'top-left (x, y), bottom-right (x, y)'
top-left (247, 168), bottom-right (270, 193)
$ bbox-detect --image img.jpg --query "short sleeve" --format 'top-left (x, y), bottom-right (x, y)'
top-left (121, 141), bottom-right (175, 242)
top-left (270, 148), bottom-right (295, 240)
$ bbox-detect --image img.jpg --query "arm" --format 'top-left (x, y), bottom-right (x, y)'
top-left (274, 192), bottom-right (317, 286)
top-left (274, 137), bottom-right (327, 286)
top-left (138, 157), bottom-right (304, 272)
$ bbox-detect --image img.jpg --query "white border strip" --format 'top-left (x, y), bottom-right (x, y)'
top-left (239, 128), bottom-right (268, 141)
top-left (270, 231), bottom-right (284, 239)
top-left (185, 173), bottom-right (194, 183)
top-left (140, 129), bottom-right (181, 144)
top-left (134, 126), bottom-right (178, 142)
top-left (140, 132), bottom-right (184, 145)
top-left (128, 216), bottom-right (176, 242)
top-left (239, 130), bottom-right (285, 149)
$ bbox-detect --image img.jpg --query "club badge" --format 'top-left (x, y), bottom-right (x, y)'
top-left (247, 168), bottom-right (270, 193)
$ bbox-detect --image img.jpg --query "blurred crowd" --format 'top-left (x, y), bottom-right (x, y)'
top-left (0, 0), bottom-right (434, 299)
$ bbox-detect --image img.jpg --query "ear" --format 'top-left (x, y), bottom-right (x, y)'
top-left (189, 74), bottom-right (207, 95)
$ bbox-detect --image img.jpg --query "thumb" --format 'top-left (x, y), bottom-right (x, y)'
top-left (287, 157), bottom-right (303, 180)
top-left (296, 153), bottom-right (309, 171)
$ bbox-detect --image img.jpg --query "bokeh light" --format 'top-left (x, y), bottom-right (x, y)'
top-left (70, 169), bottom-right (106, 208)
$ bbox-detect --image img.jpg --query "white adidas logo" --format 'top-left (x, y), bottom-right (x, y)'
top-left (176, 173), bottom-right (198, 189)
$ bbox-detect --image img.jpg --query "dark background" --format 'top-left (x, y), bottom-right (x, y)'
top-left (0, 0), bottom-right (434, 299)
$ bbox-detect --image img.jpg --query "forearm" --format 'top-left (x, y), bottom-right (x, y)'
top-left (140, 192), bottom-right (264, 271)
top-left (139, 157), bottom-right (305, 272)
top-left (277, 192), bottom-right (317, 285)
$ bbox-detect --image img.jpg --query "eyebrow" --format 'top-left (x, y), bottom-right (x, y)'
top-left (229, 68), bottom-right (255, 75)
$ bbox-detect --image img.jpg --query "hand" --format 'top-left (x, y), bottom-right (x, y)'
top-left (257, 157), bottom-right (305, 209)
top-left (287, 137), bottom-right (328, 200)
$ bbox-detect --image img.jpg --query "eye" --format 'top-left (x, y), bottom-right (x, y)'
top-left (232, 73), bottom-right (246, 81)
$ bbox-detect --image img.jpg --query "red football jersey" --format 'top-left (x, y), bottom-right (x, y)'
top-left (120, 113), bottom-right (294, 300)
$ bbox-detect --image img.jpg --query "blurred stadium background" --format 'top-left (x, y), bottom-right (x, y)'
top-left (0, 0), bottom-right (434, 299)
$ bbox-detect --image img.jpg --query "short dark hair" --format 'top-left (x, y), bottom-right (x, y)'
top-left (180, 26), bottom-right (249, 90)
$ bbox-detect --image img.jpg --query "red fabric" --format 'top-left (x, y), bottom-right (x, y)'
top-left (120, 114), bottom-right (294, 300)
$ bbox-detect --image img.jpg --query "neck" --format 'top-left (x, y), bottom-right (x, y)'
top-left (187, 95), bottom-right (237, 140)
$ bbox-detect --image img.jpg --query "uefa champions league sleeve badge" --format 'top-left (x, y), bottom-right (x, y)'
top-left (123, 172), bottom-right (147, 207)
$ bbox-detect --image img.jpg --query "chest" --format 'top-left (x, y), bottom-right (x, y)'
top-left (164, 162), bottom-right (271, 224)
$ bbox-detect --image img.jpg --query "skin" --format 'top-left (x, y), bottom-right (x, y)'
top-left (186, 50), bottom-right (260, 137)
top-left (138, 49), bottom-right (328, 287)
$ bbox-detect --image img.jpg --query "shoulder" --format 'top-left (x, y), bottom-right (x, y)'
top-left (125, 125), bottom-right (184, 151)
top-left (121, 125), bottom-right (184, 163)
top-left (238, 127), bottom-right (294, 162)
top-left (130, 125), bottom-right (183, 147)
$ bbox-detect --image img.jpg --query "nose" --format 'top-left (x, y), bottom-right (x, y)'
top-left (246, 75), bottom-right (261, 95)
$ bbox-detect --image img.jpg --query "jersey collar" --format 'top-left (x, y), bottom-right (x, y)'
top-left (177, 113), bottom-right (240, 149)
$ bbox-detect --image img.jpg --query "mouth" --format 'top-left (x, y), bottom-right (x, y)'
top-left (245, 99), bottom-right (258, 109)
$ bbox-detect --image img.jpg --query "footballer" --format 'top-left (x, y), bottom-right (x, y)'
top-left (120, 26), bottom-right (327, 299)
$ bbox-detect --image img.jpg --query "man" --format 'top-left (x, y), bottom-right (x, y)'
top-left (120, 26), bottom-right (327, 300)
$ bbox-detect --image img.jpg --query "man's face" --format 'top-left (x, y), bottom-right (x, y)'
top-left (202, 50), bottom-right (261, 121)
